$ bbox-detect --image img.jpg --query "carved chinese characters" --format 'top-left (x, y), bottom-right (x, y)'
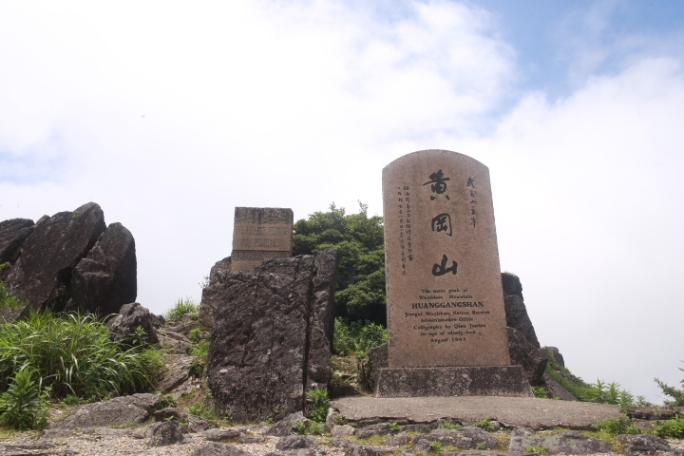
top-left (382, 150), bottom-right (511, 368)
top-left (231, 207), bottom-right (293, 272)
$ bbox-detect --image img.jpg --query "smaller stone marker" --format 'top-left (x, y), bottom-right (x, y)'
top-left (231, 207), bottom-right (293, 272)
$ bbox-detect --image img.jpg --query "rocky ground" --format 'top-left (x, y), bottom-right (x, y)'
top-left (2, 393), bottom-right (684, 456)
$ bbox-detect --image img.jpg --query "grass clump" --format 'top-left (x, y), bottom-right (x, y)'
top-left (0, 311), bottom-right (163, 401)
top-left (532, 385), bottom-right (549, 398)
top-left (439, 419), bottom-right (461, 430)
top-left (655, 361), bottom-right (684, 406)
top-left (165, 298), bottom-right (199, 321)
top-left (0, 282), bottom-right (25, 310)
top-left (525, 444), bottom-right (547, 455)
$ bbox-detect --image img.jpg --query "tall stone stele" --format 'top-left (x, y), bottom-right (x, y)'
top-left (378, 149), bottom-right (531, 397)
top-left (231, 207), bottom-right (293, 272)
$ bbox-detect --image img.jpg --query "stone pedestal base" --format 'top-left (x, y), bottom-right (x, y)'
top-left (375, 366), bottom-right (533, 398)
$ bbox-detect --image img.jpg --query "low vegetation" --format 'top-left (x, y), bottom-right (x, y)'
top-left (165, 297), bottom-right (200, 321)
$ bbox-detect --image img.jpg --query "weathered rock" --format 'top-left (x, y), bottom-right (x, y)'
top-left (5, 203), bottom-right (107, 314)
top-left (360, 344), bottom-right (388, 392)
top-left (157, 355), bottom-right (195, 394)
top-left (385, 433), bottom-right (411, 446)
top-left (0, 218), bottom-right (34, 273)
top-left (626, 406), bottom-right (684, 420)
top-left (507, 327), bottom-right (548, 386)
top-left (276, 436), bottom-right (318, 451)
top-left (50, 393), bottom-right (166, 429)
top-left (69, 222), bottom-right (137, 316)
top-left (305, 248), bottom-right (339, 390)
top-left (189, 442), bottom-right (251, 456)
top-left (1, 203), bottom-right (137, 319)
top-left (542, 373), bottom-right (577, 401)
top-left (502, 272), bottom-right (540, 348)
top-left (106, 302), bottom-right (159, 346)
top-left (357, 423), bottom-right (391, 439)
top-left (414, 428), bottom-right (498, 451)
top-left (509, 428), bottom-right (612, 454)
top-left (331, 424), bottom-right (356, 437)
top-left (201, 428), bottom-right (245, 442)
top-left (546, 347), bottom-right (565, 367)
top-left (153, 407), bottom-right (187, 423)
top-left (188, 414), bottom-right (214, 433)
top-left (199, 256), bottom-right (232, 329)
top-left (266, 412), bottom-right (308, 437)
top-left (207, 249), bottom-right (339, 422)
top-left (149, 421), bottom-right (183, 446)
top-left (157, 327), bottom-right (193, 354)
top-left (617, 434), bottom-right (670, 456)
top-left (331, 440), bottom-right (387, 456)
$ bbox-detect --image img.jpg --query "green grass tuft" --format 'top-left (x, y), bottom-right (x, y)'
top-left (0, 311), bottom-right (163, 401)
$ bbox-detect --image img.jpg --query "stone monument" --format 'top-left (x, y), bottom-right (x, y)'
top-left (378, 149), bottom-right (531, 397)
top-left (231, 207), bottom-right (293, 272)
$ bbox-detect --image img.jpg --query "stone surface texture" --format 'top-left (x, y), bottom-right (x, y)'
top-left (509, 428), bottom-right (612, 454)
top-left (106, 302), bottom-right (159, 346)
top-left (231, 207), bottom-right (293, 272)
top-left (150, 421), bottom-right (184, 447)
top-left (618, 434), bottom-right (671, 456)
top-left (207, 249), bottom-right (339, 421)
top-left (507, 327), bottom-right (548, 386)
top-left (199, 256), bottom-right (232, 329)
top-left (331, 396), bottom-right (622, 430)
top-left (70, 222), bottom-right (137, 315)
top-left (502, 272), bottom-right (540, 348)
top-left (1, 203), bottom-right (137, 318)
top-left (375, 366), bottom-right (532, 398)
top-left (0, 218), bottom-right (34, 275)
top-left (414, 427), bottom-right (498, 451)
top-left (382, 150), bottom-right (510, 368)
top-left (50, 393), bottom-right (166, 429)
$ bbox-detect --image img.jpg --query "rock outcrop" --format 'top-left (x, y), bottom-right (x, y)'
top-left (502, 272), bottom-right (540, 348)
top-left (502, 273), bottom-right (548, 387)
top-left (206, 249), bottom-right (339, 422)
top-left (199, 256), bottom-right (232, 329)
top-left (0, 203), bottom-right (136, 319)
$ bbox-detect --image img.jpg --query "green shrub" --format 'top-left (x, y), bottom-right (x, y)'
top-left (593, 417), bottom-right (640, 435)
top-left (475, 417), bottom-right (494, 432)
top-left (165, 298), bottom-right (199, 321)
top-left (0, 281), bottom-right (25, 310)
top-left (0, 365), bottom-right (50, 430)
top-left (0, 311), bottom-right (163, 400)
top-left (532, 385), bottom-right (549, 398)
top-left (306, 387), bottom-right (329, 422)
top-left (333, 318), bottom-right (387, 359)
top-left (653, 415), bottom-right (684, 439)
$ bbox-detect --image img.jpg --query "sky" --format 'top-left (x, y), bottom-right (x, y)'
top-left (1, 0), bottom-right (683, 404)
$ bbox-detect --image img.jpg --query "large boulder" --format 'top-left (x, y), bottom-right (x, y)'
top-left (502, 272), bottom-right (540, 348)
top-left (70, 222), bottom-right (137, 316)
top-left (1, 203), bottom-right (137, 318)
top-left (207, 249), bottom-right (339, 422)
top-left (50, 393), bottom-right (166, 429)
